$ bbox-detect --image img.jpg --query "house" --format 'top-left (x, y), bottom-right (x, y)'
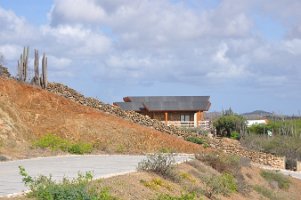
top-left (113, 96), bottom-right (211, 128)
top-left (246, 119), bottom-right (268, 127)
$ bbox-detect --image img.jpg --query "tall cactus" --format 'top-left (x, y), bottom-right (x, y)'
top-left (32, 49), bottom-right (40, 85)
top-left (41, 53), bottom-right (48, 88)
top-left (17, 46), bottom-right (29, 81)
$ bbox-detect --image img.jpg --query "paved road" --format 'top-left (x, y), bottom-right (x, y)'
top-left (0, 154), bottom-right (193, 197)
top-left (256, 164), bottom-right (301, 180)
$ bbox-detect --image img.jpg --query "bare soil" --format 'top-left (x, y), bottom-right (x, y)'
top-left (0, 78), bottom-right (203, 159)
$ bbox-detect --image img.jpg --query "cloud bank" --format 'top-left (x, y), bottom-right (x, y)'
top-left (0, 0), bottom-right (301, 114)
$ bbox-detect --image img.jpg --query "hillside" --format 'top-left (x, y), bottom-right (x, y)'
top-left (0, 78), bottom-right (202, 159)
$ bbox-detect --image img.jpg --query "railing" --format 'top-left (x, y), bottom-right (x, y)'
top-left (162, 121), bottom-right (194, 127)
top-left (199, 120), bottom-right (211, 130)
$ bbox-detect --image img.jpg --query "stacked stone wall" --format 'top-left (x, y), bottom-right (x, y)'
top-left (46, 82), bottom-right (286, 169)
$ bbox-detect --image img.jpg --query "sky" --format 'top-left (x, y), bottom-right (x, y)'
top-left (0, 0), bottom-right (301, 115)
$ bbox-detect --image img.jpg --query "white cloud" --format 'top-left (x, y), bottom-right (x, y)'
top-left (48, 56), bottom-right (72, 70)
top-left (40, 25), bottom-right (111, 56)
top-left (284, 39), bottom-right (301, 55)
top-left (0, 44), bottom-right (22, 60)
top-left (1, 1), bottom-right (301, 113)
top-left (50, 0), bottom-right (107, 26)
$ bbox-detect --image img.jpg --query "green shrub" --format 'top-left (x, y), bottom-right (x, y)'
top-left (185, 136), bottom-right (205, 145)
top-left (260, 170), bottom-right (291, 190)
top-left (253, 185), bottom-right (278, 200)
top-left (213, 114), bottom-right (246, 137)
top-left (19, 166), bottom-right (117, 200)
top-left (138, 153), bottom-right (176, 179)
top-left (68, 143), bottom-right (93, 154)
top-left (156, 193), bottom-right (196, 200)
top-left (33, 134), bottom-right (93, 155)
top-left (33, 134), bottom-right (71, 151)
top-left (230, 131), bottom-right (240, 140)
top-left (196, 152), bottom-right (250, 194)
top-left (203, 173), bottom-right (237, 198)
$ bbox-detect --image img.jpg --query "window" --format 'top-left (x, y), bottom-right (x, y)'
top-left (181, 114), bottom-right (190, 122)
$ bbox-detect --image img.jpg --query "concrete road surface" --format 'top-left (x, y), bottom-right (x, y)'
top-left (0, 154), bottom-right (193, 197)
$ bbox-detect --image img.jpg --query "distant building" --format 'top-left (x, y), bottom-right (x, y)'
top-left (246, 119), bottom-right (268, 127)
top-left (113, 96), bottom-right (211, 128)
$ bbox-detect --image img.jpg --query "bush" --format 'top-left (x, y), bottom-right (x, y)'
top-left (33, 134), bottom-right (71, 151)
top-left (185, 136), bottom-right (206, 145)
top-left (213, 114), bottom-right (246, 137)
top-left (253, 185), bottom-right (277, 200)
top-left (156, 193), bottom-right (196, 200)
top-left (260, 170), bottom-right (291, 190)
top-left (230, 131), bottom-right (240, 140)
top-left (138, 153), bottom-right (176, 179)
top-left (68, 143), bottom-right (93, 154)
top-left (203, 173), bottom-right (237, 198)
top-left (248, 124), bottom-right (271, 135)
top-left (33, 134), bottom-right (93, 155)
top-left (19, 166), bottom-right (117, 200)
top-left (196, 152), bottom-right (241, 174)
top-left (196, 152), bottom-right (250, 194)
top-left (241, 134), bottom-right (301, 160)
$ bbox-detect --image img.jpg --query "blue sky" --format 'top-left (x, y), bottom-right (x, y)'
top-left (0, 0), bottom-right (301, 115)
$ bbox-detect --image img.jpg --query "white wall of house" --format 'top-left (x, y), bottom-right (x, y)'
top-left (246, 119), bottom-right (267, 127)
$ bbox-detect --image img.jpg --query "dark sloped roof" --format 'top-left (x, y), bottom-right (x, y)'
top-left (115, 96), bottom-right (211, 112)
top-left (113, 102), bottom-right (145, 111)
top-left (143, 101), bottom-right (211, 111)
top-left (124, 96), bottom-right (210, 103)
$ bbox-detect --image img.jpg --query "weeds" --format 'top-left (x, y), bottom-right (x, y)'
top-left (260, 170), bottom-right (291, 190)
top-left (19, 166), bottom-right (117, 200)
top-left (253, 185), bottom-right (278, 200)
top-left (196, 152), bottom-right (250, 194)
top-left (180, 172), bottom-right (196, 184)
top-left (140, 178), bottom-right (172, 191)
top-left (203, 173), bottom-right (237, 199)
top-left (185, 137), bottom-right (205, 145)
top-left (241, 133), bottom-right (301, 161)
top-left (33, 133), bottom-right (93, 154)
top-left (138, 153), bottom-right (177, 180)
top-left (196, 152), bottom-right (241, 174)
top-left (156, 193), bottom-right (197, 200)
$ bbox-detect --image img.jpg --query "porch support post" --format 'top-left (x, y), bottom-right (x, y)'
top-left (164, 112), bottom-right (168, 125)
top-left (196, 111), bottom-right (202, 127)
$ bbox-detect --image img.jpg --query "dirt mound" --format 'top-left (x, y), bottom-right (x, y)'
top-left (46, 82), bottom-right (195, 138)
top-left (0, 78), bottom-right (202, 159)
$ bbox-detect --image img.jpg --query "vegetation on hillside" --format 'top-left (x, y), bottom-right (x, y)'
top-left (33, 134), bottom-right (93, 154)
top-left (242, 119), bottom-right (301, 164)
top-left (19, 166), bottom-right (117, 200)
top-left (213, 109), bottom-right (246, 138)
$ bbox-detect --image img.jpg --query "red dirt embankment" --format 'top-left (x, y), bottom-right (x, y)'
top-left (0, 78), bottom-right (202, 159)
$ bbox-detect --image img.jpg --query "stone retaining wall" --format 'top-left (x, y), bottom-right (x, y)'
top-left (210, 138), bottom-right (285, 169)
top-left (46, 82), bottom-right (196, 138)
top-left (45, 82), bottom-right (287, 169)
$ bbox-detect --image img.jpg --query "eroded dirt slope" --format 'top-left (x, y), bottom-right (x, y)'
top-left (0, 78), bottom-right (202, 159)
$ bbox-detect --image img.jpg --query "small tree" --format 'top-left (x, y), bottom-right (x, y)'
top-left (214, 110), bottom-right (246, 137)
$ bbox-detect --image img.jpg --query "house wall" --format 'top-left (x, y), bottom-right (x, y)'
top-left (145, 111), bottom-right (204, 127)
